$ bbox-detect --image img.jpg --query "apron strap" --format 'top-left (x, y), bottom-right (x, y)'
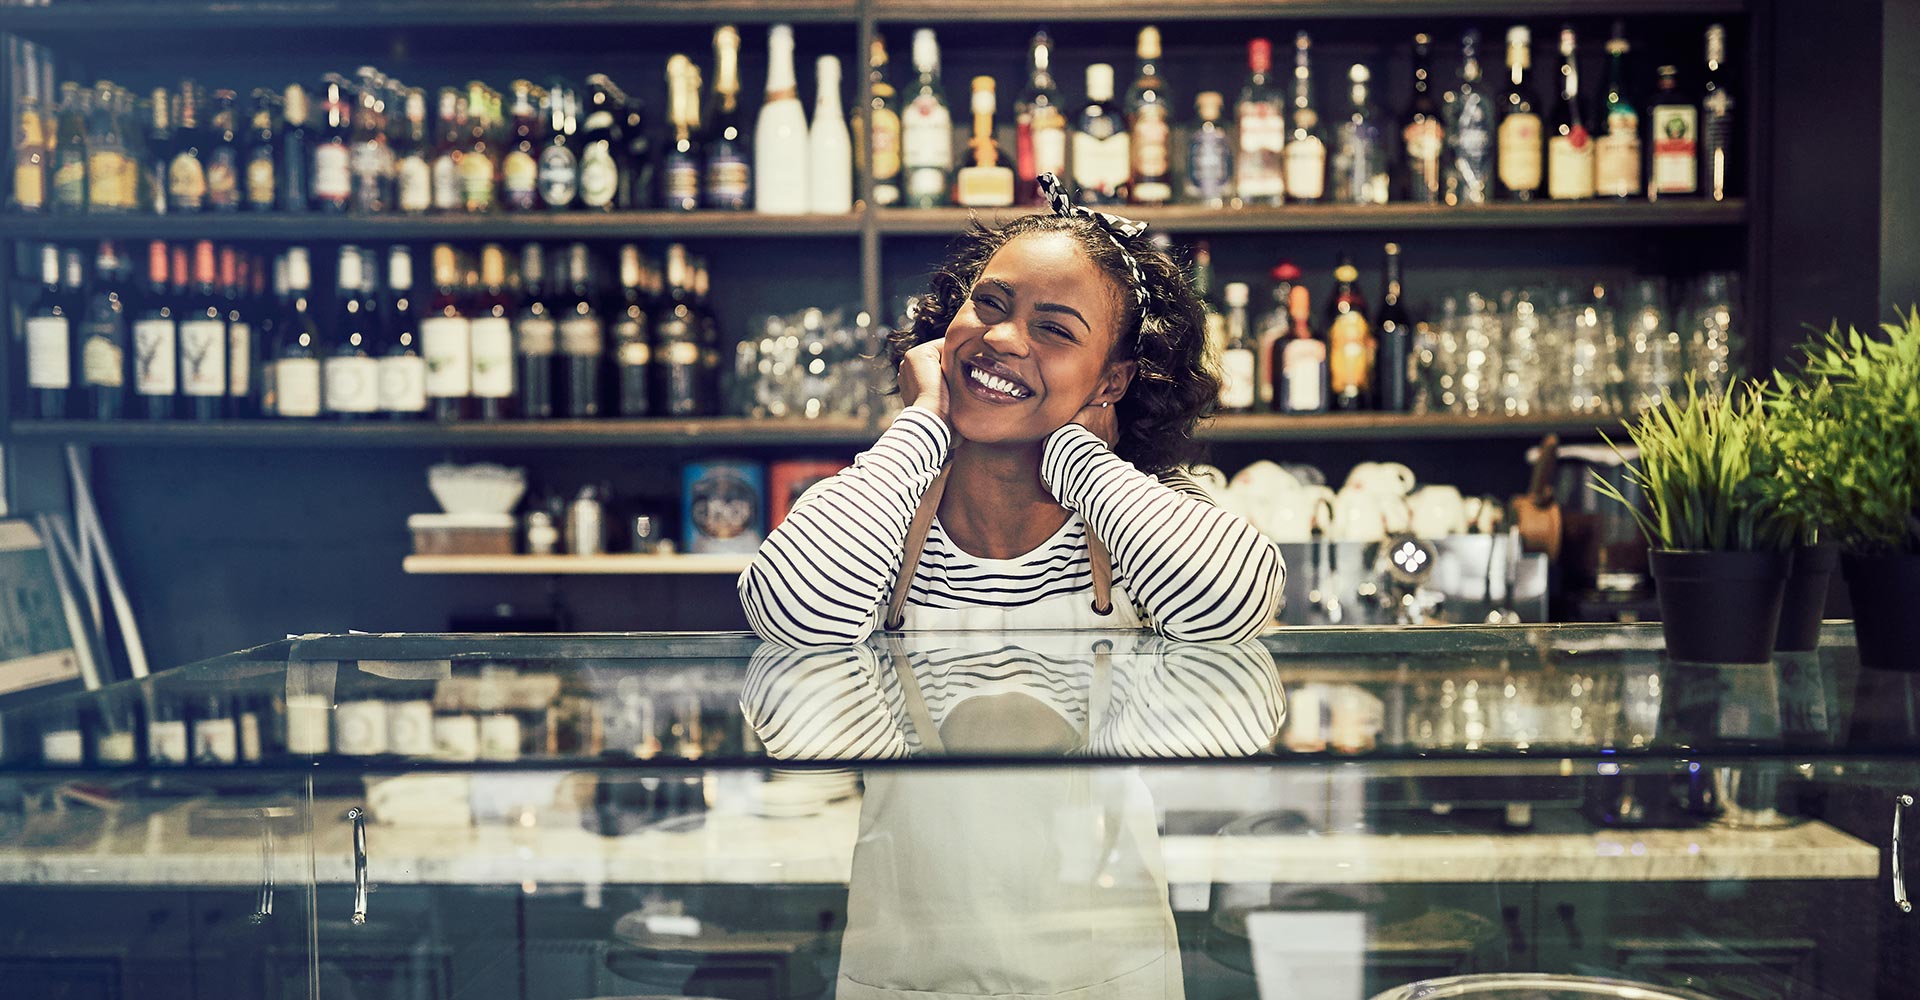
top-left (884, 637), bottom-right (946, 755)
top-left (884, 466), bottom-right (1113, 630)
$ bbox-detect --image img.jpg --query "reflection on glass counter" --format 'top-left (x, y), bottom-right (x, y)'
top-left (0, 625), bottom-right (1914, 1000)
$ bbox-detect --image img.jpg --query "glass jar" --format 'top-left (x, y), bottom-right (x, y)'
top-left (1624, 277), bottom-right (1684, 412)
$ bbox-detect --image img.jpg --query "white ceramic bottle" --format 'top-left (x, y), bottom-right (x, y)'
top-left (754, 24), bottom-right (811, 214)
top-left (808, 55), bottom-right (853, 213)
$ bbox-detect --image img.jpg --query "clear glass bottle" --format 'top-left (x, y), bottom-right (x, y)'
top-left (1218, 283), bottom-right (1256, 413)
top-left (1331, 63), bottom-right (1388, 204)
top-left (1444, 30), bottom-right (1494, 206)
top-left (1015, 30), bottom-right (1067, 205)
top-left (1546, 26), bottom-right (1595, 201)
top-left (1125, 26), bottom-right (1173, 205)
top-left (1235, 39), bottom-right (1284, 207)
top-left (1400, 34), bottom-right (1445, 204)
top-left (1595, 23), bottom-right (1641, 198)
top-left (1187, 91), bottom-right (1233, 208)
top-left (1282, 32), bottom-right (1326, 202)
top-left (1496, 26), bottom-right (1543, 201)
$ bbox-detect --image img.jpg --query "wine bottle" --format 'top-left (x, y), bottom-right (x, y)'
top-left (421, 244), bottom-right (472, 420)
top-left (1014, 31), bottom-right (1067, 205)
top-left (144, 87), bottom-right (173, 215)
top-left (23, 244), bottom-right (72, 419)
top-left (348, 67), bottom-right (392, 214)
top-left (653, 244), bottom-right (702, 416)
top-left (756, 24), bottom-right (811, 214)
top-left (665, 57), bottom-right (705, 212)
top-left (866, 36), bottom-right (903, 207)
top-left (1279, 284), bottom-right (1328, 414)
top-left (501, 79), bottom-right (542, 211)
top-left (1072, 64), bottom-right (1129, 205)
top-left (1218, 282), bottom-right (1256, 414)
top-left (50, 83), bottom-right (87, 214)
top-left (78, 241), bottom-right (130, 420)
top-left (471, 244), bottom-right (516, 419)
top-left (1702, 24), bottom-right (1736, 201)
top-left (1547, 26), bottom-right (1595, 201)
top-left (559, 243), bottom-right (606, 418)
top-left (1595, 24), bottom-right (1642, 199)
top-left (809, 55), bottom-right (854, 213)
top-left (1126, 26), bottom-right (1173, 205)
top-left (133, 241), bottom-right (178, 419)
top-left (1401, 34), bottom-right (1446, 204)
top-left (244, 88), bottom-right (279, 212)
top-left (537, 83), bottom-right (577, 211)
top-left (394, 88), bottom-right (433, 214)
top-left (1235, 39), bottom-right (1284, 207)
top-left (515, 244), bottom-right (558, 420)
top-left (377, 246), bottom-right (427, 420)
top-left (706, 27), bottom-right (751, 210)
top-left (1325, 254), bottom-right (1373, 411)
top-left (1497, 26), bottom-right (1544, 201)
top-left (613, 244), bottom-right (652, 417)
top-left (620, 93), bottom-right (654, 210)
top-left (221, 246), bottom-right (256, 418)
top-left (577, 76), bottom-right (621, 211)
top-left (311, 74), bottom-right (353, 212)
top-left (323, 245), bottom-right (379, 420)
top-left (178, 240), bottom-right (228, 420)
top-left (274, 247), bottom-right (323, 420)
top-left (1375, 242), bottom-right (1413, 412)
top-left (168, 81), bottom-right (209, 213)
top-left (1283, 32), bottom-right (1327, 203)
top-left (278, 83), bottom-right (311, 212)
top-left (901, 29), bottom-right (953, 208)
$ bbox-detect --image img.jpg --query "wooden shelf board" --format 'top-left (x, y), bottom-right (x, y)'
top-left (0, 210), bottom-right (865, 241)
top-left (0, 1), bottom-right (857, 34)
top-left (4, 417), bottom-right (878, 448)
top-left (876, 0), bottom-right (1745, 19)
top-left (1197, 413), bottom-right (1625, 442)
top-left (878, 200), bottom-right (1746, 236)
top-left (403, 553), bottom-right (751, 575)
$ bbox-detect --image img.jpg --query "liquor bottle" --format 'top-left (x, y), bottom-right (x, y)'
top-left (1400, 33), bottom-right (1446, 204)
top-left (956, 77), bottom-right (1014, 208)
top-left (901, 29), bottom-right (953, 208)
top-left (278, 84), bottom-right (311, 212)
top-left (1283, 32), bottom-right (1327, 203)
top-left (1014, 31), bottom-right (1067, 205)
top-left (142, 88), bottom-right (172, 215)
top-left (51, 82), bottom-right (88, 213)
top-left (1325, 254), bottom-right (1373, 410)
top-left (275, 247), bottom-right (323, 420)
top-left (1648, 66), bottom-right (1698, 199)
top-left (242, 89), bottom-right (278, 212)
top-left (1497, 26), bottom-right (1543, 201)
top-left (1187, 92), bottom-right (1233, 208)
top-left (323, 246), bottom-right (379, 419)
top-left (192, 694), bottom-right (238, 766)
top-left (1444, 29), bottom-right (1494, 206)
top-left (515, 243), bottom-right (558, 419)
top-left (222, 246), bottom-right (255, 418)
top-left (1073, 64), bottom-right (1129, 205)
top-left (663, 57), bottom-right (704, 212)
top-left (471, 244), bottom-right (515, 419)
top-left (1192, 242), bottom-right (1226, 369)
top-left (1278, 284), bottom-right (1327, 414)
top-left (378, 245), bottom-right (428, 419)
top-left (612, 244), bottom-right (652, 417)
top-left (558, 243), bottom-right (606, 417)
top-left (86, 81), bottom-right (135, 213)
top-left (310, 75), bottom-right (352, 212)
top-left (12, 89), bottom-right (48, 213)
top-left (392, 88), bottom-right (431, 214)
top-left (133, 242), bottom-right (178, 419)
top-left (196, 89), bottom-right (238, 212)
top-left (1332, 63), bottom-right (1388, 204)
top-left (707, 26), bottom-right (752, 210)
top-left (1126, 26), bottom-right (1174, 205)
top-left (502, 80), bottom-right (542, 211)
top-left (1218, 283), bottom-right (1257, 414)
top-left (538, 83), bottom-right (577, 211)
top-left (1258, 259), bottom-right (1301, 410)
top-left (1702, 24), bottom-right (1736, 201)
top-left (1595, 24), bottom-right (1642, 199)
top-left (753, 25), bottom-right (811, 214)
top-left (79, 242), bottom-right (129, 420)
top-left (1547, 26), bottom-right (1595, 201)
top-left (422, 244), bottom-right (471, 420)
top-left (1375, 242), bottom-right (1413, 412)
top-left (168, 82), bottom-right (210, 213)
top-left (692, 261), bottom-right (721, 411)
top-left (350, 67), bottom-right (394, 214)
top-left (24, 245), bottom-right (71, 419)
top-left (462, 81), bottom-right (501, 213)
top-left (653, 244), bottom-right (702, 416)
top-left (620, 93), bottom-right (654, 210)
top-left (431, 87), bottom-right (467, 212)
top-left (577, 75), bottom-right (622, 211)
top-left (178, 241), bottom-right (227, 420)
top-left (1236, 39), bottom-right (1285, 207)
top-left (810, 55), bottom-right (854, 213)
top-left (866, 36), bottom-right (903, 207)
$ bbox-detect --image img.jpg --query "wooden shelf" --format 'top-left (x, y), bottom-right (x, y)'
top-left (1197, 412), bottom-right (1625, 442)
top-left (3, 417), bottom-right (878, 448)
top-left (403, 553), bottom-right (751, 575)
top-left (878, 199), bottom-right (1746, 236)
top-left (0, 1), bottom-right (858, 36)
top-left (0, 210), bottom-right (865, 242)
top-left (876, 0), bottom-right (1745, 19)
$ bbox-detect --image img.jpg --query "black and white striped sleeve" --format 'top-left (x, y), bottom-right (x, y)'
top-left (738, 405), bottom-right (952, 646)
top-left (1040, 425), bottom-right (1285, 642)
top-left (741, 644), bottom-right (911, 761)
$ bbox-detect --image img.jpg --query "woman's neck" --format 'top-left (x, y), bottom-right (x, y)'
top-left (938, 439), bottom-right (1070, 560)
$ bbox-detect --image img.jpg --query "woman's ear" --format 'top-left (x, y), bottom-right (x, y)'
top-left (1095, 359), bottom-right (1137, 406)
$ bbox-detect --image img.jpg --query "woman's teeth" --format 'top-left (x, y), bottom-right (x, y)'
top-left (968, 365), bottom-right (1030, 398)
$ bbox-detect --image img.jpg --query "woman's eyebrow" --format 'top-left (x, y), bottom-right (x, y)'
top-left (1034, 302), bottom-right (1091, 333)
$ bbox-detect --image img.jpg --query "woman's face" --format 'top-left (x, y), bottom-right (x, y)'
top-left (941, 232), bottom-right (1136, 447)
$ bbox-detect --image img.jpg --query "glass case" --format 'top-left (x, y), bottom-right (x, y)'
top-left (0, 624), bottom-right (1914, 1000)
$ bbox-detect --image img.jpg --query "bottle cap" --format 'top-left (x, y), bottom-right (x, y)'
top-left (1272, 260), bottom-right (1301, 283)
top-left (970, 76), bottom-right (998, 116)
top-left (1508, 25), bottom-right (1531, 46)
top-left (1086, 64), bottom-right (1115, 102)
top-left (1137, 26), bottom-right (1162, 61)
top-left (913, 29), bottom-right (940, 73)
top-left (1196, 91), bottom-right (1223, 119)
top-left (1225, 283), bottom-right (1249, 308)
top-left (1249, 39), bottom-right (1272, 74)
top-left (1349, 63), bottom-right (1369, 84)
top-left (817, 55), bottom-right (842, 86)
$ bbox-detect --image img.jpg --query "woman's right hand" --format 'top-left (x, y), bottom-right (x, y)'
top-left (897, 338), bottom-right (949, 423)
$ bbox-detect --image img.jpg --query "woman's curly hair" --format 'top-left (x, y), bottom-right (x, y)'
top-left (884, 213), bottom-right (1219, 476)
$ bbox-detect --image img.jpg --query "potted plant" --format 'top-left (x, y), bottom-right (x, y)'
top-left (1757, 377), bottom-right (1838, 652)
top-left (1767, 309), bottom-right (1920, 671)
top-left (1595, 380), bottom-right (1794, 664)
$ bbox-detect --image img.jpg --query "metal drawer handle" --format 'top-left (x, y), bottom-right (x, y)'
top-left (348, 806), bottom-right (369, 925)
top-left (1897, 794), bottom-right (1914, 915)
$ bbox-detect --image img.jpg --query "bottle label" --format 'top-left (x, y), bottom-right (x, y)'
top-left (82, 333), bottom-right (125, 388)
top-left (378, 353), bottom-right (428, 413)
top-left (1596, 117), bottom-right (1641, 196)
top-left (323, 354), bottom-right (379, 412)
top-left (1704, 91), bottom-right (1734, 160)
top-left (432, 153), bottom-right (463, 210)
top-left (1189, 131), bottom-right (1231, 202)
top-left (205, 150), bottom-right (240, 208)
top-left (88, 151), bottom-right (135, 209)
top-left (229, 322), bottom-right (251, 396)
top-left (665, 155), bottom-right (701, 208)
top-left (502, 149), bottom-right (538, 203)
top-left (1032, 111), bottom-right (1067, 179)
top-left (906, 166), bottom-right (947, 204)
top-left (1219, 348), bottom-right (1256, 409)
top-left (1283, 345), bottom-right (1326, 412)
top-left (618, 338), bottom-right (651, 367)
top-left (1497, 113), bottom-right (1543, 191)
top-left (1283, 134), bottom-right (1326, 200)
top-left (275, 357), bottom-right (322, 417)
top-left (179, 319), bottom-right (227, 397)
top-left (1548, 128), bottom-right (1596, 200)
top-left (246, 150), bottom-right (277, 207)
top-left (664, 340), bottom-right (700, 367)
top-left (1651, 105), bottom-right (1698, 193)
top-left (538, 145), bottom-right (577, 207)
top-left (168, 153), bottom-right (207, 209)
top-left (1334, 124), bottom-right (1388, 204)
top-left (1130, 107), bottom-right (1171, 186)
top-left (518, 315), bottom-right (557, 356)
top-left (195, 717), bottom-right (238, 765)
top-left (397, 155), bottom-right (432, 212)
top-left (148, 719), bottom-right (189, 765)
top-left (1404, 119), bottom-right (1445, 163)
top-left (26, 316), bottom-right (71, 389)
top-left (133, 319), bottom-right (177, 395)
top-left (14, 162), bottom-right (45, 210)
top-left (560, 315), bottom-right (604, 357)
top-left (312, 142), bottom-right (351, 202)
top-left (469, 316), bottom-right (515, 398)
top-left (459, 151), bottom-right (497, 209)
top-left (52, 153), bottom-right (85, 207)
top-left (579, 143), bottom-right (618, 207)
top-left (705, 154), bottom-right (750, 209)
top-left (901, 95), bottom-right (953, 169)
top-left (42, 729), bottom-right (84, 764)
top-left (1328, 312), bottom-right (1371, 393)
top-left (1071, 131), bottom-right (1131, 198)
top-left (871, 107), bottom-right (903, 183)
top-left (421, 316), bottom-right (473, 397)
top-left (1237, 104), bottom-right (1285, 199)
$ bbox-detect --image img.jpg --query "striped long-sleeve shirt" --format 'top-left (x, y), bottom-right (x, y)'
top-left (738, 406), bottom-right (1285, 645)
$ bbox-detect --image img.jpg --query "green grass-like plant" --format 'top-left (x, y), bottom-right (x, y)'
top-left (1766, 308), bottom-right (1920, 556)
top-left (1594, 379), bottom-right (1792, 552)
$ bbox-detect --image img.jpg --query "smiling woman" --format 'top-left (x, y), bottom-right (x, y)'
top-left (739, 174), bottom-right (1284, 645)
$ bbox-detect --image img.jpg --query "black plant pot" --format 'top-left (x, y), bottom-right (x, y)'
top-left (1776, 544), bottom-right (1840, 652)
top-left (1650, 549), bottom-right (1790, 664)
top-left (1841, 552), bottom-right (1920, 672)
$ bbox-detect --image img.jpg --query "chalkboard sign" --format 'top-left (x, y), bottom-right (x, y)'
top-left (0, 520), bottom-right (80, 697)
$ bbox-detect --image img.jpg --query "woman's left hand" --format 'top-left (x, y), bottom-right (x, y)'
top-left (1069, 399), bottom-right (1119, 449)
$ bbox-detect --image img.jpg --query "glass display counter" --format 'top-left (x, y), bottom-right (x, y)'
top-left (0, 624), bottom-right (1913, 1000)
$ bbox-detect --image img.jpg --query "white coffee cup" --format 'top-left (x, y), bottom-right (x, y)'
top-left (1408, 485), bottom-right (1468, 538)
top-left (1266, 486), bottom-right (1335, 543)
top-left (1331, 488), bottom-right (1394, 542)
top-left (1345, 461), bottom-right (1417, 497)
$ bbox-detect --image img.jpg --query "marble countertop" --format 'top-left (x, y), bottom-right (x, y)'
top-left (0, 795), bottom-right (1877, 887)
